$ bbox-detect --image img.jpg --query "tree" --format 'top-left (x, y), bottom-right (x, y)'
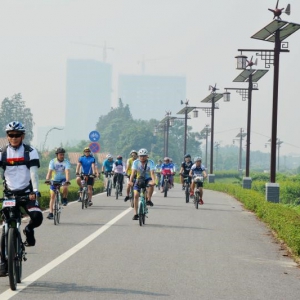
top-left (0, 93), bottom-right (34, 143)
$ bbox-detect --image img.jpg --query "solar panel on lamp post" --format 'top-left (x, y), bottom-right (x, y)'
top-left (237, 12), bottom-right (300, 202)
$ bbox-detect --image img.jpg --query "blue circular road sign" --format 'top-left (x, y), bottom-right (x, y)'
top-left (89, 142), bottom-right (100, 153)
top-left (89, 131), bottom-right (100, 142)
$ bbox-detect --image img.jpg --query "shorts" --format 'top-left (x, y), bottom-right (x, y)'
top-left (50, 179), bottom-right (67, 191)
top-left (133, 178), bottom-right (152, 192)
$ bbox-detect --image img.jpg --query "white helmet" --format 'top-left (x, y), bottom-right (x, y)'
top-left (194, 157), bottom-right (202, 162)
top-left (6, 121), bottom-right (26, 133)
top-left (106, 154), bottom-right (113, 159)
top-left (138, 148), bottom-right (148, 156)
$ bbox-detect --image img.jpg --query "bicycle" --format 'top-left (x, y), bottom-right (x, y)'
top-left (162, 174), bottom-right (171, 198)
top-left (182, 175), bottom-right (191, 203)
top-left (105, 172), bottom-right (113, 197)
top-left (114, 173), bottom-right (123, 200)
top-left (193, 176), bottom-right (204, 209)
top-left (46, 180), bottom-right (70, 224)
top-left (138, 186), bottom-right (148, 226)
top-left (0, 194), bottom-right (27, 291)
top-left (79, 174), bottom-right (94, 209)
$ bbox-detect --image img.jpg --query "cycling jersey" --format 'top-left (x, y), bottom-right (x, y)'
top-left (132, 159), bottom-right (155, 179)
top-left (181, 161), bottom-right (193, 174)
top-left (103, 159), bottom-right (114, 172)
top-left (126, 157), bottom-right (135, 175)
top-left (113, 160), bottom-right (125, 173)
top-left (48, 158), bottom-right (71, 181)
top-left (161, 163), bottom-right (174, 175)
top-left (190, 164), bottom-right (206, 176)
top-left (0, 144), bottom-right (39, 191)
top-left (78, 155), bottom-right (95, 174)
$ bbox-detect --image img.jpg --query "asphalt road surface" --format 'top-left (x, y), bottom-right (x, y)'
top-left (1, 184), bottom-right (300, 300)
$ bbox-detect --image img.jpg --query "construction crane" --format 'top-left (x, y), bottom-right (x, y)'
top-left (137, 55), bottom-right (167, 74)
top-left (70, 41), bottom-right (114, 62)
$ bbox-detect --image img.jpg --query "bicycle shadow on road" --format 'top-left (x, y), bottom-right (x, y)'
top-left (21, 281), bottom-right (169, 297)
top-left (145, 223), bottom-right (213, 231)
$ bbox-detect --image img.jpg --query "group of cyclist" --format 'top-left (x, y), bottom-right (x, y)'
top-left (0, 120), bottom-right (207, 276)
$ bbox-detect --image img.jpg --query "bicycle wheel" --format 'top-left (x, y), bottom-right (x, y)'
top-left (106, 179), bottom-right (111, 197)
top-left (138, 198), bottom-right (144, 226)
top-left (164, 181), bottom-right (168, 197)
top-left (16, 231), bottom-right (23, 284)
top-left (54, 196), bottom-right (58, 225)
top-left (195, 193), bottom-right (199, 209)
top-left (8, 228), bottom-right (17, 291)
top-left (115, 183), bottom-right (119, 200)
top-left (185, 184), bottom-right (190, 203)
top-left (82, 190), bottom-right (86, 209)
top-left (129, 189), bottom-right (134, 208)
top-left (142, 203), bottom-right (146, 225)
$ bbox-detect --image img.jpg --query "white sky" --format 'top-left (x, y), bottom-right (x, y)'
top-left (0, 0), bottom-right (300, 156)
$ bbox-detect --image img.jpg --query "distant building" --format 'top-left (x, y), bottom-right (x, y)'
top-left (118, 74), bottom-right (186, 120)
top-left (65, 59), bottom-right (112, 144)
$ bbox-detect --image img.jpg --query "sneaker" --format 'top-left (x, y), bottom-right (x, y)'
top-left (132, 214), bottom-right (139, 220)
top-left (78, 198), bottom-right (82, 202)
top-left (63, 199), bottom-right (68, 206)
top-left (124, 196), bottom-right (130, 202)
top-left (0, 262), bottom-right (7, 277)
top-left (47, 213), bottom-right (54, 219)
top-left (199, 199), bottom-right (204, 205)
top-left (23, 226), bottom-right (35, 247)
top-left (146, 200), bottom-right (154, 207)
top-left (89, 201), bottom-right (93, 206)
top-left (182, 185), bottom-right (185, 190)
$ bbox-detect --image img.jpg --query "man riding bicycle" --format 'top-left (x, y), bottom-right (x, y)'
top-left (101, 154), bottom-right (114, 191)
top-left (45, 147), bottom-right (71, 219)
top-left (129, 148), bottom-right (155, 220)
top-left (189, 157), bottom-right (207, 204)
top-left (179, 154), bottom-right (193, 190)
top-left (0, 121), bottom-right (43, 276)
top-left (112, 155), bottom-right (125, 195)
top-left (76, 147), bottom-right (97, 206)
top-left (160, 157), bottom-right (174, 193)
top-left (124, 150), bottom-right (137, 202)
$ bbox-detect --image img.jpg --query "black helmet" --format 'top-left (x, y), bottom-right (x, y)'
top-left (55, 147), bottom-right (66, 154)
top-left (184, 154), bottom-right (191, 158)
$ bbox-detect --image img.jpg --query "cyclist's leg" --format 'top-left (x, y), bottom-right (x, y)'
top-left (47, 187), bottom-right (55, 218)
top-left (119, 174), bottom-right (124, 192)
top-left (62, 182), bottom-right (68, 205)
top-left (160, 175), bottom-right (165, 192)
top-left (190, 180), bottom-right (195, 195)
top-left (146, 179), bottom-right (154, 206)
top-left (24, 207), bottom-right (43, 247)
top-left (87, 177), bottom-right (94, 204)
top-left (132, 181), bottom-right (140, 219)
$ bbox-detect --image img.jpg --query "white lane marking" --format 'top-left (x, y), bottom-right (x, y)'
top-left (0, 207), bottom-right (132, 299)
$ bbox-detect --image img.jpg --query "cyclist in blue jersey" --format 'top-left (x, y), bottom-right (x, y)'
top-left (101, 154), bottom-right (114, 191)
top-left (75, 147), bottom-right (97, 206)
top-left (129, 148), bottom-right (155, 220)
top-left (45, 147), bottom-right (71, 219)
top-left (189, 157), bottom-right (207, 204)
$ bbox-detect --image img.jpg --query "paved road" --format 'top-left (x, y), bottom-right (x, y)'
top-left (1, 184), bottom-right (300, 300)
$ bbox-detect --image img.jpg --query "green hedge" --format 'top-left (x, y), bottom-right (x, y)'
top-left (206, 183), bottom-right (300, 257)
top-left (38, 179), bottom-right (104, 209)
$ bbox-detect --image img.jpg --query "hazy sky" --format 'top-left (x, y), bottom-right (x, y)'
top-left (0, 0), bottom-right (300, 156)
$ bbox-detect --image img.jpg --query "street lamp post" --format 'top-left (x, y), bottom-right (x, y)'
top-left (223, 55), bottom-right (268, 188)
top-left (177, 100), bottom-right (215, 157)
top-left (233, 128), bottom-right (247, 176)
top-left (265, 138), bottom-right (283, 171)
top-left (42, 127), bottom-right (64, 151)
top-left (201, 84), bottom-right (224, 183)
top-left (201, 125), bottom-right (211, 169)
top-left (238, 7), bottom-right (300, 202)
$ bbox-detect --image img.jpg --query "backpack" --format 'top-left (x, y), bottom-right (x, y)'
top-left (0, 144), bottom-right (32, 170)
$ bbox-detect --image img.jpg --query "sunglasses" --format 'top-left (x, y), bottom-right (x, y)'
top-left (7, 133), bottom-right (23, 138)
top-left (84, 151), bottom-right (91, 153)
